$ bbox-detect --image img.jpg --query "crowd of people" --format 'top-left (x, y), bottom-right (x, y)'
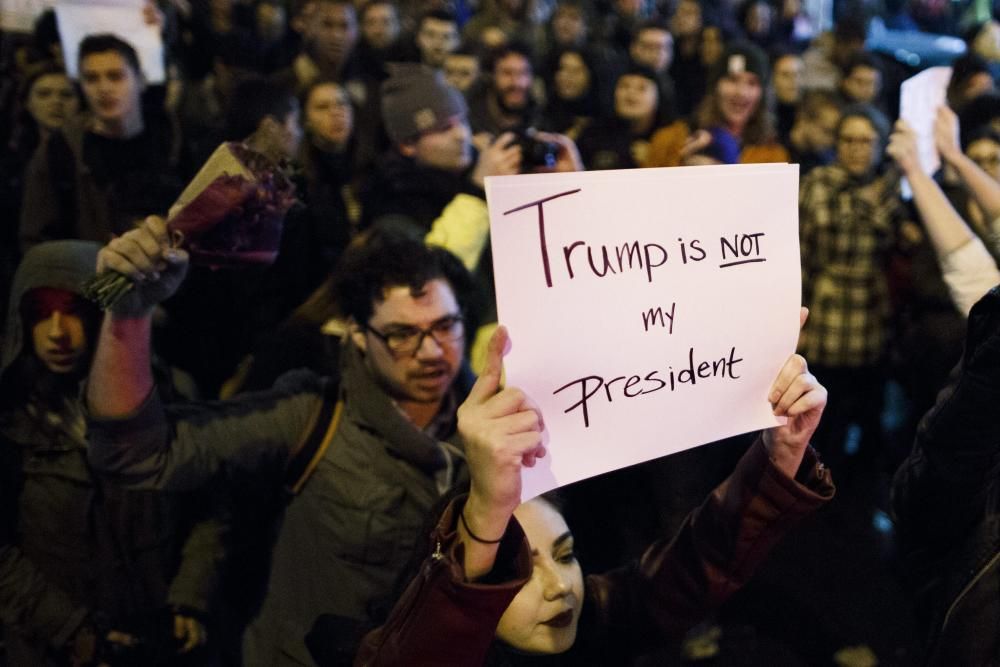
top-left (1, 0), bottom-right (999, 664)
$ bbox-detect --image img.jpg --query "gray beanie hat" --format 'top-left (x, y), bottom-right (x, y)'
top-left (381, 63), bottom-right (468, 144)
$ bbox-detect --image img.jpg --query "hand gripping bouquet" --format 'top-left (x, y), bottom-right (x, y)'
top-left (82, 141), bottom-right (296, 309)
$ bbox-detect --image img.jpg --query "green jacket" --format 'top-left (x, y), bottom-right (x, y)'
top-left (88, 341), bottom-right (474, 665)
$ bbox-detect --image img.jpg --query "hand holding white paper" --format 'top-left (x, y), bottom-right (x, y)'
top-left (899, 66), bottom-right (953, 197)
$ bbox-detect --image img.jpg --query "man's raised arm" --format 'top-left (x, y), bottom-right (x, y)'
top-left (87, 216), bottom-right (188, 417)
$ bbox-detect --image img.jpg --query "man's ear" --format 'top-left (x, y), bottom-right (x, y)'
top-left (349, 320), bottom-right (367, 352)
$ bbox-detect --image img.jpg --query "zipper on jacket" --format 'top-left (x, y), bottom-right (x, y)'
top-left (940, 550), bottom-right (1000, 634)
top-left (431, 539), bottom-right (444, 562)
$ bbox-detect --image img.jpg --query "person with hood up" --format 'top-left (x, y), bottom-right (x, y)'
top-left (0, 241), bottom-right (226, 666)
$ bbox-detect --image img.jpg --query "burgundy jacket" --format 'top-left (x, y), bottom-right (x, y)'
top-left (354, 438), bottom-right (834, 666)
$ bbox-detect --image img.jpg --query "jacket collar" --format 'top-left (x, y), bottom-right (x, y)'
top-left (341, 340), bottom-right (465, 475)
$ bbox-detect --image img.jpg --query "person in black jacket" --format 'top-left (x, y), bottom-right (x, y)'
top-left (891, 287), bottom-right (1000, 666)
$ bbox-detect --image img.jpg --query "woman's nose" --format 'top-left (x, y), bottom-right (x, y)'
top-left (541, 564), bottom-right (571, 600)
top-left (47, 311), bottom-right (66, 338)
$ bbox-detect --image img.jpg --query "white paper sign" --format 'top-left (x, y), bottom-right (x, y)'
top-left (56, 0), bottom-right (165, 84)
top-left (1, 0), bottom-right (56, 32)
top-left (486, 164), bottom-right (802, 500)
top-left (899, 66), bottom-right (952, 196)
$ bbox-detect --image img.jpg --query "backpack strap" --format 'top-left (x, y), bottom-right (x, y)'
top-left (284, 381), bottom-right (344, 496)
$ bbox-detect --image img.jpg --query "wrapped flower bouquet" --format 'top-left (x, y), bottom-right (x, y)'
top-left (82, 141), bottom-right (296, 309)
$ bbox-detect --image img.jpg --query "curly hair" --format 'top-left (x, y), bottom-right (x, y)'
top-left (332, 226), bottom-right (475, 326)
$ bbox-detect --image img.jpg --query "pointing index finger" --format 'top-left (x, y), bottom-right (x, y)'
top-left (467, 325), bottom-right (509, 404)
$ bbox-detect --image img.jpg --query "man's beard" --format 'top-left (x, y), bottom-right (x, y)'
top-left (496, 87), bottom-right (529, 115)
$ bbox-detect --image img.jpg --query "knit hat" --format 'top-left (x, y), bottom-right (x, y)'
top-left (709, 41), bottom-right (769, 88)
top-left (381, 63), bottom-right (468, 144)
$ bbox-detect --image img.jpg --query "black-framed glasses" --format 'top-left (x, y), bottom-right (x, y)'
top-left (365, 314), bottom-right (465, 356)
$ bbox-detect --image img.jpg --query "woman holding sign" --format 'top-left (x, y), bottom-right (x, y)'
top-left (348, 322), bottom-right (833, 666)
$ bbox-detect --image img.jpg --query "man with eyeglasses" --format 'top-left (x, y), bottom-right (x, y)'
top-left (85, 223), bottom-right (478, 665)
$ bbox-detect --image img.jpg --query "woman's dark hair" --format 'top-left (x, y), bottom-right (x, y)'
top-left (17, 60), bottom-right (70, 106)
top-left (695, 69), bottom-right (775, 145)
top-left (7, 61), bottom-right (77, 157)
top-left (225, 77), bottom-right (297, 141)
top-left (296, 78), bottom-right (357, 205)
top-left (545, 46), bottom-right (589, 97)
top-left (536, 489), bottom-right (568, 513)
top-left (298, 79), bottom-right (356, 139)
top-left (543, 46), bottom-right (612, 116)
top-left (616, 62), bottom-right (675, 128)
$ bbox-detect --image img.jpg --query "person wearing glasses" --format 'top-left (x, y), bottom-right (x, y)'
top-left (797, 104), bottom-right (913, 479)
top-left (85, 222), bottom-right (479, 665)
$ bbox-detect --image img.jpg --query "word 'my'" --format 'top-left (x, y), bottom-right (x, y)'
top-left (642, 303), bottom-right (676, 333)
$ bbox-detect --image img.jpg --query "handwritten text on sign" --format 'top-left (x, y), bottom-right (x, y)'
top-left (486, 164), bottom-right (801, 500)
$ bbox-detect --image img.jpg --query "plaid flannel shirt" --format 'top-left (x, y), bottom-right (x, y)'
top-left (798, 164), bottom-right (904, 367)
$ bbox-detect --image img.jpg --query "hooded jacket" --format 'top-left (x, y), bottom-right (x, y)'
top-left (0, 241), bottom-right (225, 665)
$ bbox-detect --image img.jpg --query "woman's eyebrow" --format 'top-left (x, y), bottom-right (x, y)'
top-left (553, 531), bottom-right (573, 550)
